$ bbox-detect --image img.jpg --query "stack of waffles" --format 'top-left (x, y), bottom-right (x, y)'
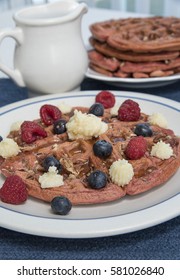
top-left (88, 17), bottom-right (180, 78)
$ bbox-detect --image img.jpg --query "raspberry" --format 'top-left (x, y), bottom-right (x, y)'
top-left (118, 99), bottom-right (140, 121)
top-left (0, 175), bottom-right (28, 204)
top-left (95, 91), bottom-right (115, 109)
top-left (40, 104), bottom-right (62, 126)
top-left (21, 121), bottom-right (47, 144)
top-left (125, 136), bottom-right (147, 160)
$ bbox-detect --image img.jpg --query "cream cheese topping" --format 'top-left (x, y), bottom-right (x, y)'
top-left (110, 104), bottom-right (119, 116)
top-left (38, 166), bottom-right (64, 188)
top-left (109, 159), bottom-right (134, 187)
top-left (148, 113), bottom-right (168, 128)
top-left (0, 138), bottom-right (20, 158)
top-left (66, 110), bottom-right (108, 140)
top-left (150, 140), bottom-right (173, 160)
top-left (58, 101), bottom-right (72, 114)
top-left (10, 121), bottom-right (23, 132)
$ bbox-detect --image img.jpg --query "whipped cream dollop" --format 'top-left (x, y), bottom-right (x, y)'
top-left (66, 110), bottom-right (108, 140)
top-left (109, 159), bottom-right (134, 187)
top-left (150, 140), bottom-right (173, 160)
top-left (39, 166), bottom-right (64, 188)
top-left (0, 138), bottom-right (20, 158)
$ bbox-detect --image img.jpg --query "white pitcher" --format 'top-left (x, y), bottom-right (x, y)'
top-left (0, 0), bottom-right (88, 94)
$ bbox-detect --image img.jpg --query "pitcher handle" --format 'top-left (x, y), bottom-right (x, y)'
top-left (0, 27), bottom-right (25, 87)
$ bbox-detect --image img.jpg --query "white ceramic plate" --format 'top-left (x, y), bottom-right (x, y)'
top-left (86, 68), bottom-right (180, 88)
top-left (0, 91), bottom-right (179, 238)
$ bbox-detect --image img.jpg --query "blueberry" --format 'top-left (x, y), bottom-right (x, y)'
top-left (43, 156), bottom-right (62, 173)
top-left (0, 136), bottom-right (3, 142)
top-left (93, 140), bottom-right (112, 159)
top-left (87, 170), bottom-right (107, 189)
top-left (53, 119), bottom-right (67, 134)
top-left (89, 103), bottom-right (104, 116)
top-left (51, 196), bottom-right (72, 215)
top-left (134, 123), bottom-right (153, 137)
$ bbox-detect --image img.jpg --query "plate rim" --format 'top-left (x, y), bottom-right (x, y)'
top-left (0, 90), bottom-right (179, 238)
top-left (86, 67), bottom-right (180, 84)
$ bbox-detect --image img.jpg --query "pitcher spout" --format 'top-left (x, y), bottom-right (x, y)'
top-left (47, 0), bottom-right (88, 22)
top-left (73, 1), bottom-right (88, 16)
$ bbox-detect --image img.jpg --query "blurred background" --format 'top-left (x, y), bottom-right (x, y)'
top-left (0, 0), bottom-right (179, 16)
